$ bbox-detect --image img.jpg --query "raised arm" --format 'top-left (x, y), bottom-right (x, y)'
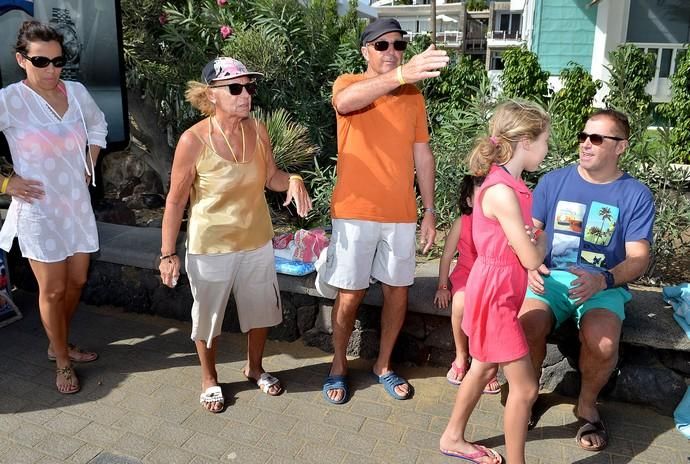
top-left (333, 45), bottom-right (449, 115)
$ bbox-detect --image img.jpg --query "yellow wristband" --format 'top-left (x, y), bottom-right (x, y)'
top-left (396, 65), bottom-right (406, 86)
top-left (289, 174), bottom-right (303, 183)
top-left (0, 176), bottom-right (10, 194)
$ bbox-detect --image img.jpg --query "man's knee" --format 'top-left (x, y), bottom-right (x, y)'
top-left (519, 300), bottom-right (553, 346)
top-left (579, 310), bottom-right (622, 361)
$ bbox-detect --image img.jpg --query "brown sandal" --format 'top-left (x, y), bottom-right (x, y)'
top-left (48, 343), bottom-right (98, 363)
top-left (56, 366), bottom-right (80, 394)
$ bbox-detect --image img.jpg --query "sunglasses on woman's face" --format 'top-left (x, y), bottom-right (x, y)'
top-left (214, 82), bottom-right (258, 96)
top-left (577, 131), bottom-right (625, 145)
top-left (21, 54), bottom-right (66, 68)
top-left (369, 40), bottom-right (407, 52)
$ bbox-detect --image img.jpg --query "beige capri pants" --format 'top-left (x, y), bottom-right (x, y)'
top-left (186, 241), bottom-right (282, 348)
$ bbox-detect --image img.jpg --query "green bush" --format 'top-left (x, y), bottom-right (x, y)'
top-left (603, 44), bottom-right (655, 146)
top-left (500, 46), bottom-right (550, 101)
top-left (658, 47), bottom-right (690, 163)
top-left (549, 62), bottom-right (601, 157)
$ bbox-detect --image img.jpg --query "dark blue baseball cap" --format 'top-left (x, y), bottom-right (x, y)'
top-left (360, 18), bottom-right (406, 46)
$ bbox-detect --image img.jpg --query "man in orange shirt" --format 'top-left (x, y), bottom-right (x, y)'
top-left (316, 18), bottom-right (449, 404)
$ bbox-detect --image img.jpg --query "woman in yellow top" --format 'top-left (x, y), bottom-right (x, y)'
top-left (159, 57), bottom-right (312, 413)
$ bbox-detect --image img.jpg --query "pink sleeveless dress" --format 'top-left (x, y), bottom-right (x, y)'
top-left (462, 165), bottom-right (532, 363)
top-left (448, 213), bottom-right (477, 294)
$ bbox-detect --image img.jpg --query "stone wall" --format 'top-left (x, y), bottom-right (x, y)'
top-left (8, 254), bottom-right (689, 416)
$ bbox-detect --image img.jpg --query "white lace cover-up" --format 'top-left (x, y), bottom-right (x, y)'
top-left (0, 81), bottom-right (107, 262)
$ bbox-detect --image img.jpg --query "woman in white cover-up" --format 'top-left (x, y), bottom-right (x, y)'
top-left (0, 21), bottom-right (107, 394)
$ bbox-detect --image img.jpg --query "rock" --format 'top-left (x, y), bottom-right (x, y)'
top-left (93, 199), bottom-right (136, 225)
top-left (402, 312), bottom-right (426, 339)
top-left (424, 324), bottom-right (454, 351)
top-left (315, 302), bottom-right (333, 334)
top-left (101, 150), bottom-right (163, 200)
top-left (658, 349), bottom-right (690, 376)
top-left (296, 305), bottom-right (317, 335)
top-left (270, 297), bottom-right (298, 342)
top-left (303, 327), bottom-right (333, 353)
top-left (539, 357), bottom-right (579, 396)
top-left (142, 193), bottom-right (165, 209)
top-left (610, 363), bottom-right (686, 415)
top-left (428, 347), bottom-right (455, 367)
top-left (542, 343), bottom-right (566, 368)
top-left (347, 328), bottom-right (379, 359)
top-left (393, 332), bottom-right (428, 365)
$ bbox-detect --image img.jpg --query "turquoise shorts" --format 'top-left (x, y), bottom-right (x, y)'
top-left (525, 270), bottom-right (631, 329)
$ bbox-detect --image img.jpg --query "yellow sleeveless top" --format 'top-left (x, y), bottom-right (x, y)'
top-left (186, 118), bottom-right (274, 254)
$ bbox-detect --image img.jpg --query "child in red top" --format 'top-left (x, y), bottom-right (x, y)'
top-left (440, 101), bottom-right (550, 464)
top-left (434, 175), bottom-right (500, 394)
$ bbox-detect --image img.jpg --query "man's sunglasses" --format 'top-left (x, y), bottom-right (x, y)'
top-left (21, 54), bottom-right (66, 68)
top-left (577, 132), bottom-right (625, 145)
top-left (369, 40), bottom-right (407, 52)
top-left (213, 82), bottom-right (258, 96)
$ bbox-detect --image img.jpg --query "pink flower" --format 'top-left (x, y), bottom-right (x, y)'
top-left (158, 12), bottom-right (168, 25)
top-left (220, 25), bottom-right (233, 39)
top-left (217, 0), bottom-right (228, 5)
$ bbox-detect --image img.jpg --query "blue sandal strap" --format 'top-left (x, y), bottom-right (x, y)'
top-left (322, 375), bottom-right (349, 404)
top-left (376, 371), bottom-right (412, 400)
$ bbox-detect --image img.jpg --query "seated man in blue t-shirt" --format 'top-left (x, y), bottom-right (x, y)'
top-left (519, 109), bottom-right (655, 452)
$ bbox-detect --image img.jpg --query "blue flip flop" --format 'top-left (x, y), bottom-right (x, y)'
top-left (322, 375), bottom-right (349, 404)
top-left (374, 371), bottom-right (413, 400)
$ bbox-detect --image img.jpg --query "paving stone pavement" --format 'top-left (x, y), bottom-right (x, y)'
top-left (0, 290), bottom-right (688, 464)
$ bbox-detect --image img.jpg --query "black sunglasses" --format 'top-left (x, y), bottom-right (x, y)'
top-left (21, 54), bottom-right (66, 68)
top-left (213, 82), bottom-right (258, 96)
top-left (577, 131), bottom-right (625, 145)
top-left (370, 40), bottom-right (407, 52)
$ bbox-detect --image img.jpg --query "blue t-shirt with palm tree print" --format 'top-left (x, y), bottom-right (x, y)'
top-left (532, 164), bottom-right (655, 272)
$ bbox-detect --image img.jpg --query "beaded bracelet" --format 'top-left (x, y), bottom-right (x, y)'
top-left (160, 252), bottom-right (177, 261)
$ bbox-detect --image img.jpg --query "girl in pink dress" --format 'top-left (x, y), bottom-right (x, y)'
top-left (440, 101), bottom-right (550, 464)
top-left (434, 175), bottom-right (500, 394)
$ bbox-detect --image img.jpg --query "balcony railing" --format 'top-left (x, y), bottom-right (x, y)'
top-left (407, 30), bottom-right (463, 46)
top-left (488, 30), bottom-right (521, 40)
top-left (629, 42), bottom-right (686, 102)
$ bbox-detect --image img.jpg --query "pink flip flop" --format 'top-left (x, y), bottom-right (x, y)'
top-left (446, 361), bottom-right (469, 386)
top-left (440, 444), bottom-right (503, 463)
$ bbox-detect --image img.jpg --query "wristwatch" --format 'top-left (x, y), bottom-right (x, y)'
top-left (49, 8), bottom-right (81, 81)
top-left (601, 270), bottom-right (615, 289)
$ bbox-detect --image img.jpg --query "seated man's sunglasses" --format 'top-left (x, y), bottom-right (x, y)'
top-left (21, 54), bottom-right (66, 68)
top-left (213, 82), bottom-right (258, 96)
top-left (369, 40), bottom-right (408, 52)
top-left (577, 131), bottom-right (625, 145)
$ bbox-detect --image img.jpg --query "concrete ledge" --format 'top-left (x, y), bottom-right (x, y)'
top-left (95, 222), bottom-right (690, 352)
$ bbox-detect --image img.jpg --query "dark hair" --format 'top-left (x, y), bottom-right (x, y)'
top-left (589, 108), bottom-right (630, 139)
top-left (458, 174), bottom-right (483, 216)
top-left (14, 21), bottom-right (63, 56)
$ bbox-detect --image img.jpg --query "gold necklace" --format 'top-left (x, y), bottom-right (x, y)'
top-left (212, 116), bottom-right (245, 163)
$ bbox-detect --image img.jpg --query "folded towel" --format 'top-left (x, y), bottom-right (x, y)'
top-left (674, 386), bottom-right (690, 439)
top-left (662, 283), bottom-right (690, 325)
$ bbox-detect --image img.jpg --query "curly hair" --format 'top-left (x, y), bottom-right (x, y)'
top-left (185, 81), bottom-right (215, 117)
top-left (467, 100), bottom-right (550, 177)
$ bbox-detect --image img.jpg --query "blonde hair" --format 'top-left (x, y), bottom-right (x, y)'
top-left (185, 81), bottom-right (215, 116)
top-left (467, 100), bottom-right (550, 177)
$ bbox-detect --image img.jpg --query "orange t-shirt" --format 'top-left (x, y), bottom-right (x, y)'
top-left (330, 74), bottom-right (430, 223)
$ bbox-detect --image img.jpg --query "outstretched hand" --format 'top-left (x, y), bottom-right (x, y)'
top-left (401, 45), bottom-right (450, 84)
